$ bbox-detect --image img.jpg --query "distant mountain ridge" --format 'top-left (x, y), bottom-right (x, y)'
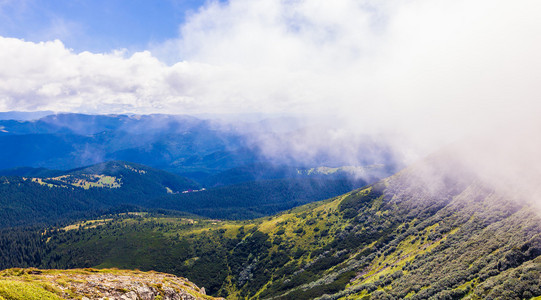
top-left (0, 110), bottom-right (55, 121)
top-left (0, 166), bottom-right (63, 178)
top-left (0, 112), bottom-right (397, 184)
top-left (0, 113), bottom-right (260, 176)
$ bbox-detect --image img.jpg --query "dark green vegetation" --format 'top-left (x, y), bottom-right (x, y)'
top-left (0, 161), bottom-right (197, 227)
top-left (157, 177), bottom-right (365, 219)
top-left (200, 163), bottom-right (389, 188)
top-left (0, 160), bottom-right (366, 227)
top-left (2, 153), bottom-right (541, 299)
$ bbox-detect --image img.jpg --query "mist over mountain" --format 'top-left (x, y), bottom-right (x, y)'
top-left (0, 112), bottom-right (398, 184)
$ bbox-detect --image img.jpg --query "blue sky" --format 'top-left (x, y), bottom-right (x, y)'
top-left (0, 0), bottom-right (209, 53)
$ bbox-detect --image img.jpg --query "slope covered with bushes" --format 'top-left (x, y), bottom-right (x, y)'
top-left (2, 153), bottom-right (541, 299)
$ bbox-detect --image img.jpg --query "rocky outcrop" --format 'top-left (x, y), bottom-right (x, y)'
top-left (0, 268), bottom-right (222, 300)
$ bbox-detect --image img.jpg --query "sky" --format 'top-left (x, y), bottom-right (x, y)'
top-left (1, 0), bottom-right (541, 192)
top-left (0, 0), bottom-right (208, 53)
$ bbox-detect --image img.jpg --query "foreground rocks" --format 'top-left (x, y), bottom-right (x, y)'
top-left (0, 268), bottom-right (221, 300)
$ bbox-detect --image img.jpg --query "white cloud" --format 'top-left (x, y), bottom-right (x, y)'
top-left (0, 38), bottom-right (178, 113)
top-left (1, 0), bottom-right (541, 175)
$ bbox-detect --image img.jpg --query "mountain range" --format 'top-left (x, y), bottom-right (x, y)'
top-left (0, 112), bottom-right (397, 185)
top-left (1, 149), bottom-right (540, 299)
top-left (0, 113), bottom-right (255, 178)
top-left (1, 112), bottom-right (540, 299)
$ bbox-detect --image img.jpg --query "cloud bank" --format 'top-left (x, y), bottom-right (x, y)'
top-left (1, 0), bottom-right (541, 171)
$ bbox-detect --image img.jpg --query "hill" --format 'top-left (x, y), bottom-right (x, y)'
top-left (0, 161), bottom-right (198, 227)
top-left (0, 268), bottom-right (218, 300)
top-left (0, 161), bottom-right (368, 227)
top-left (2, 151), bottom-right (541, 299)
top-left (66, 160), bottom-right (199, 193)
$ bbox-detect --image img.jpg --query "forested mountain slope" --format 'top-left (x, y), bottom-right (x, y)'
top-left (0, 161), bottom-right (198, 227)
top-left (0, 161), bottom-right (366, 226)
top-left (2, 151), bottom-right (540, 299)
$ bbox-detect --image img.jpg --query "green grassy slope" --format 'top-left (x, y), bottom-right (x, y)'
top-left (3, 153), bottom-right (541, 299)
